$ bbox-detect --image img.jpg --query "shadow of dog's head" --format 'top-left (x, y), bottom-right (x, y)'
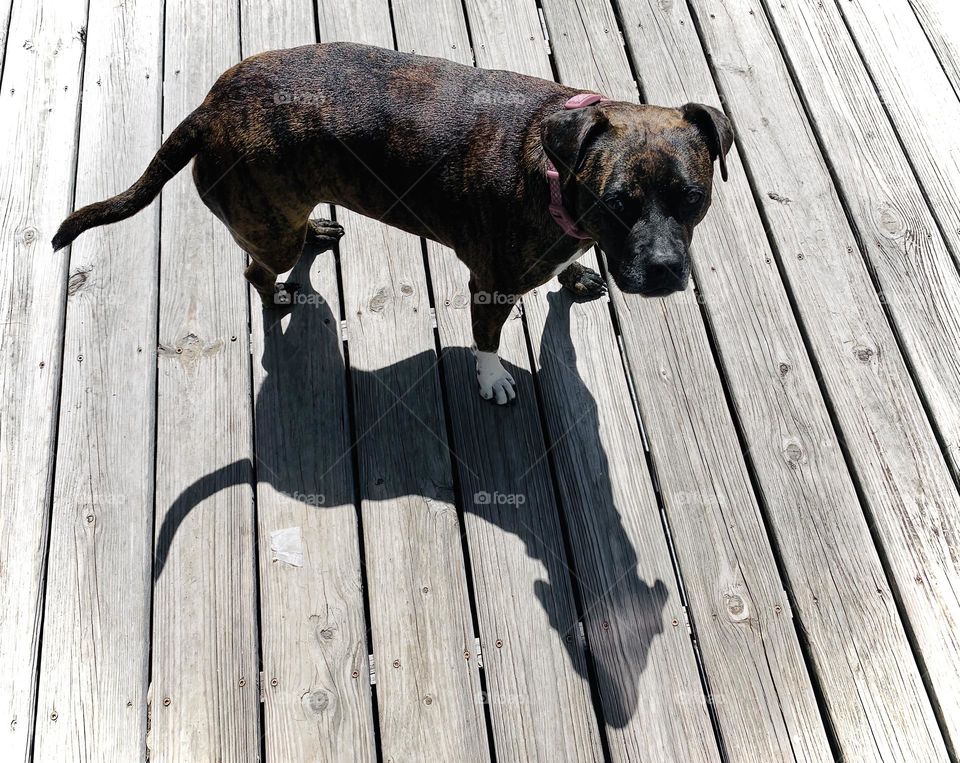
top-left (542, 101), bottom-right (733, 297)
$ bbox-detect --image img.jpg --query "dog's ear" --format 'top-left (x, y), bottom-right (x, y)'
top-left (541, 106), bottom-right (609, 181)
top-left (682, 103), bottom-right (734, 182)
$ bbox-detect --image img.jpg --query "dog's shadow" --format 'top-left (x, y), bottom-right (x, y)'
top-left (154, 243), bottom-right (668, 729)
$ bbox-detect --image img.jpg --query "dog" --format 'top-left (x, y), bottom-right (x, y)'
top-left (53, 41), bottom-right (732, 405)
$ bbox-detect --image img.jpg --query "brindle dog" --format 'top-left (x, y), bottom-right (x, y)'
top-left (53, 41), bottom-right (732, 404)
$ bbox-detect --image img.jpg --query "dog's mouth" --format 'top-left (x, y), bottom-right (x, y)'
top-left (608, 256), bottom-right (691, 297)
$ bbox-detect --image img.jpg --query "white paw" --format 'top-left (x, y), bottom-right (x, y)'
top-left (475, 350), bottom-right (516, 405)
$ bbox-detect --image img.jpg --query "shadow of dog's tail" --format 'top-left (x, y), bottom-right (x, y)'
top-left (153, 457), bottom-right (251, 580)
top-left (52, 107), bottom-right (206, 251)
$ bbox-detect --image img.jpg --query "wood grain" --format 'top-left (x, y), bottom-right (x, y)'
top-left (314, 2), bottom-right (490, 759)
top-left (0, 1), bottom-right (954, 761)
top-left (448, 0), bottom-right (722, 758)
top-left (760, 0), bottom-right (960, 751)
top-left (679, 0), bottom-right (957, 758)
top-left (565, 0), bottom-right (841, 758)
top-left (240, 2), bottom-right (377, 760)
top-left (908, 0), bottom-right (960, 100)
top-left (0, 0), bottom-right (87, 759)
top-left (0, 0), bottom-right (12, 78)
top-left (31, 0), bottom-right (161, 759)
top-left (835, 0), bottom-right (960, 287)
top-left (149, 0), bottom-right (260, 758)
top-left (392, 1), bottom-right (606, 758)
top-left (426, 252), bottom-right (605, 763)
top-left (524, 260), bottom-right (722, 762)
top-left (831, 0), bottom-right (960, 479)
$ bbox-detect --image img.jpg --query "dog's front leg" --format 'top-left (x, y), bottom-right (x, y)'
top-left (469, 279), bottom-right (518, 405)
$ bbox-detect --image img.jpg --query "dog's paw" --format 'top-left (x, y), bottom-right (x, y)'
top-left (558, 262), bottom-right (607, 300)
top-left (306, 218), bottom-right (345, 251)
top-left (476, 350), bottom-right (516, 405)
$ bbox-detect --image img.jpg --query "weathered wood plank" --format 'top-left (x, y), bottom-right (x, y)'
top-left (616, 300), bottom-right (833, 763)
top-left (833, 0), bottom-right (960, 393)
top-left (313, 3), bottom-right (490, 759)
top-left (393, 1), bottom-right (614, 759)
top-left (838, 0), bottom-right (960, 239)
top-left (553, 0), bottom-right (837, 759)
top-left (239, 3), bottom-right (376, 760)
top-left (428, 0), bottom-right (720, 757)
top-left (909, 0), bottom-right (960, 99)
top-left (31, 0), bottom-right (161, 759)
top-left (757, 0), bottom-right (960, 750)
top-left (425, 254), bottom-right (605, 762)
top-left (756, 0), bottom-right (960, 492)
top-left (0, 0), bottom-right (87, 758)
top-left (523, 259), bottom-right (721, 762)
top-left (149, 0), bottom-right (259, 758)
top-left (0, 0), bottom-right (13, 78)
top-left (674, 0), bottom-right (957, 758)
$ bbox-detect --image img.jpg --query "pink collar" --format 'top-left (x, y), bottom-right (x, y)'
top-left (545, 93), bottom-right (610, 239)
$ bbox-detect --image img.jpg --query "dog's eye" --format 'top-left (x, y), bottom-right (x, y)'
top-left (604, 196), bottom-right (627, 216)
top-left (683, 188), bottom-right (705, 208)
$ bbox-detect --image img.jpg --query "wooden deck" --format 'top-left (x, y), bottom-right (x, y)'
top-left (2, 0), bottom-right (960, 759)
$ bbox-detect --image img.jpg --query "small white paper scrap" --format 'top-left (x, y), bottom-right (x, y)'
top-left (270, 526), bottom-right (304, 567)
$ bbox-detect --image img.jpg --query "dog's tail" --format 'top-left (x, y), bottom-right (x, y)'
top-left (51, 107), bottom-right (206, 251)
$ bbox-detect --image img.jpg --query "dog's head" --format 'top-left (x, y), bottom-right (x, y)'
top-left (541, 101), bottom-right (733, 296)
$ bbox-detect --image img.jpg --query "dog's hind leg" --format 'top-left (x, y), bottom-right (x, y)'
top-left (225, 216), bottom-right (342, 308)
top-left (234, 224), bottom-right (312, 309)
top-left (193, 155), bottom-right (320, 308)
top-left (243, 260), bottom-right (284, 308)
top-left (246, 243), bottom-right (308, 309)
top-left (245, 217), bottom-right (343, 308)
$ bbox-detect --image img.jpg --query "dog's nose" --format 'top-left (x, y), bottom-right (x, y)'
top-left (642, 260), bottom-right (688, 296)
